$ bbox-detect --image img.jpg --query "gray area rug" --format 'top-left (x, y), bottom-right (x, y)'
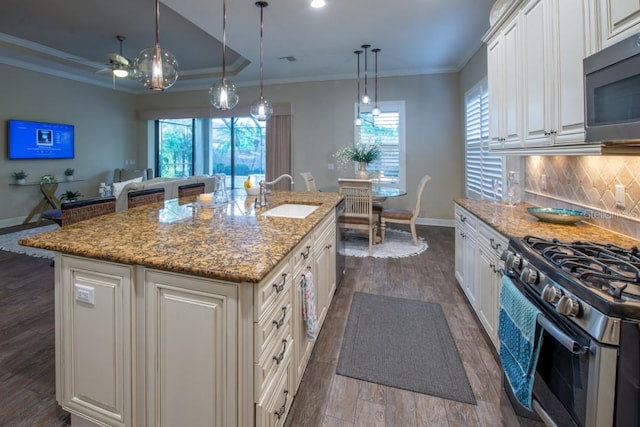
top-left (336, 292), bottom-right (476, 405)
top-left (0, 225), bottom-right (57, 259)
top-left (343, 229), bottom-right (428, 258)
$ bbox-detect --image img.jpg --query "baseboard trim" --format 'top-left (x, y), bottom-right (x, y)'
top-left (416, 217), bottom-right (454, 228)
top-left (0, 217), bottom-right (27, 229)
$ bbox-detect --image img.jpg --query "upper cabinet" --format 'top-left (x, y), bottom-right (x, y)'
top-left (484, 0), bottom-right (598, 154)
top-left (599, 0), bottom-right (640, 48)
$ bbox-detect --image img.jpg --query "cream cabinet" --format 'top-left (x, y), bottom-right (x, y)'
top-left (454, 205), bottom-right (478, 308)
top-left (57, 255), bottom-right (134, 427)
top-left (313, 213), bottom-right (337, 329)
top-left (487, 15), bottom-right (522, 149)
top-left (475, 222), bottom-right (508, 348)
top-left (291, 236), bottom-right (315, 390)
top-left (598, 0), bottom-right (640, 48)
top-left (521, 0), bottom-right (591, 147)
top-left (454, 204), bottom-right (508, 350)
top-left (485, 0), bottom-right (596, 153)
top-left (144, 270), bottom-right (238, 427)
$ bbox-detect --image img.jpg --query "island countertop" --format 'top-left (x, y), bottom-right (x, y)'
top-left (455, 198), bottom-right (640, 248)
top-left (20, 191), bottom-right (343, 283)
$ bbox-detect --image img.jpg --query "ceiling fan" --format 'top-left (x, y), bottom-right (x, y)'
top-left (97, 35), bottom-right (137, 80)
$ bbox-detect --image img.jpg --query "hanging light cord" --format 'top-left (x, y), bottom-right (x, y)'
top-left (258, 2), bottom-right (266, 100)
top-left (362, 44), bottom-right (370, 99)
top-left (373, 48), bottom-right (380, 105)
top-left (222, 0), bottom-right (227, 80)
top-left (355, 50), bottom-right (362, 114)
top-left (155, 0), bottom-right (160, 46)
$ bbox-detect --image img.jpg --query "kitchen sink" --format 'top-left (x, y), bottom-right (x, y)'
top-left (261, 204), bottom-right (319, 219)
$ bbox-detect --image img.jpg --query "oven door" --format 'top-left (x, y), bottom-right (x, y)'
top-left (501, 272), bottom-right (617, 427)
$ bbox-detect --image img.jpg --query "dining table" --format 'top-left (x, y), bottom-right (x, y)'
top-left (319, 186), bottom-right (407, 201)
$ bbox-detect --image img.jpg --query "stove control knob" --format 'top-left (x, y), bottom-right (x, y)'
top-left (556, 295), bottom-right (581, 317)
top-left (521, 267), bottom-right (538, 285)
top-left (503, 253), bottom-right (521, 271)
top-left (541, 284), bottom-right (562, 303)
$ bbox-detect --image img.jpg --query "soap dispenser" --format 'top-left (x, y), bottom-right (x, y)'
top-left (505, 171), bottom-right (521, 206)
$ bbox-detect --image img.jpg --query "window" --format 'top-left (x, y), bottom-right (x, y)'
top-left (465, 79), bottom-right (502, 200)
top-left (155, 116), bottom-right (266, 189)
top-left (157, 119), bottom-right (194, 178)
top-left (355, 100), bottom-right (405, 189)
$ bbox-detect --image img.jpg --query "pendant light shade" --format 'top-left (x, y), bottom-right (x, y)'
top-left (361, 44), bottom-right (371, 104)
top-left (354, 50), bottom-right (363, 127)
top-left (371, 48), bottom-right (381, 116)
top-left (134, 0), bottom-right (179, 91)
top-left (250, 1), bottom-right (272, 122)
top-left (210, 0), bottom-right (239, 110)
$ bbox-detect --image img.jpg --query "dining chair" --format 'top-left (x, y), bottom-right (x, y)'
top-left (178, 182), bottom-right (205, 199)
top-left (300, 172), bottom-right (317, 192)
top-left (380, 174), bottom-right (431, 245)
top-left (42, 196), bottom-right (116, 227)
top-left (127, 188), bottom-right (165, 209)
top-left (338, 178), bottom-right (377, 256)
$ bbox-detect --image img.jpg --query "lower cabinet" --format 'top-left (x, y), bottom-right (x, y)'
top-left (56, 211), bottom-right (337, 427)
top-left (57, 255), bottom-right (134, 427)
top-left (454, 204), bottom-right (508, 349)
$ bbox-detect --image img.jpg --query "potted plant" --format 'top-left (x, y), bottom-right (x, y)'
top-left (60, 190), bottom-right (82, 202)
top-left (64, 168), bottom-right (75, 181)
top-left (12, 170), bottom-right (28, 185)
top-left (334, 143), bottom-right (380, 179)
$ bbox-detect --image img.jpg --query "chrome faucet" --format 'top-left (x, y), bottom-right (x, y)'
top-left (256, 174), bottom-right (294, 208)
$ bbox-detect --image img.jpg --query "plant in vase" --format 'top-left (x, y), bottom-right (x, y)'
top-left (60, 190), bottom-right (82, 202)
top-left (64, 168), bottom-right (75, 181)
top-left (12, 170), bottom-right (28, 185)
top-left (334, 143), bottom-right (380, 179)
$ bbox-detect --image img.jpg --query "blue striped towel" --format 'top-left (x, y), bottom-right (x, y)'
top-left (498, 275), bottom-right (544, 410)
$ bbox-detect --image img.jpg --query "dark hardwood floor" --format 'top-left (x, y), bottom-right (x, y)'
top-left (0, 224), bottom-right (540, 426)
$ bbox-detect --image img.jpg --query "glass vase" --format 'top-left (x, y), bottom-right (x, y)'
top-left (356, 162), bottom-right (369, 179)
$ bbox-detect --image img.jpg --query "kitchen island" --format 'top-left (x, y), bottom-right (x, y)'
top-left (20, 190), bottom-right (344, 427)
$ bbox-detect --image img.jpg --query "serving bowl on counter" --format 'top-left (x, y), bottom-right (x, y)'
top-left (527, 207), bottom-right (589, 225)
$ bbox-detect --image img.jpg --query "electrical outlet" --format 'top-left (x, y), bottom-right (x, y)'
top-left (74, 284), bottom-right (95, 305)
top-left (615, 184), bottom-right (625, 209)
top-left (541, 174), bottom-right (547, 191)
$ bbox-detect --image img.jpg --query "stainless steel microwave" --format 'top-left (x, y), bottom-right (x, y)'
top-left (584, 32), bottom-right (640, 143)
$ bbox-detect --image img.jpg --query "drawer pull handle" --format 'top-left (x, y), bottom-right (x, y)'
top-left (490, 238), bottom-right (501, 251)
top-left (490, 263), bottom-right (499, 274)
top-left (301, 246), bottom-right (311, 260)
top-left (273, 307), bottom-right (287, 329)
top-left (274, 390), bottom-right (289, 419)
top-left (273, 273), bottom-right (287, 293)
top-left (273, 339), bottom-right (287, 365)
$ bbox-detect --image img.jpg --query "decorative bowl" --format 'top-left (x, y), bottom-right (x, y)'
top-left (527, 207), bottom-right (589, 225)
top-left (245, 187), bottom-right (260, 196)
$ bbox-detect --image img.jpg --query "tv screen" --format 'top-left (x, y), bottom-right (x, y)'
top-left (7, 119), bottom-right (74, 159)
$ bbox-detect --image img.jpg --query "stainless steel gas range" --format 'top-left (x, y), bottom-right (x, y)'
top-left (501, 236), bottom-right (640, 427)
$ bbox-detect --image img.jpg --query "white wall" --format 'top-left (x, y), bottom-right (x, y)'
top-left (0, 64), bottom-right (137, 226)
top-left (136, 74), bottom-right (464, 222)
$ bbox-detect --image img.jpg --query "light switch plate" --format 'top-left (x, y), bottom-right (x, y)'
top-left (615, 184), bottom-right (625, 209)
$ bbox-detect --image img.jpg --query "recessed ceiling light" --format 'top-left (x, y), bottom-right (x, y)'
top-left (310, 0), bottom-right (326, 8)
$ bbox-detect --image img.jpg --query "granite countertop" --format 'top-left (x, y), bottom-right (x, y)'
top-left (20, 191), bottom-right (343, 283)
top-left (455, 198), bottom-right (640, 248)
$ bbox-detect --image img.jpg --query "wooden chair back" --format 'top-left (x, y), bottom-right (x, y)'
top-left (127, 188), bottom-right (165, 209)
top-left (178, 182), bottom-right (205, 199)
top-left (338, 179), bottom-right (376, 255)
top-left (411, 175), bottom-right (431, 220)
top-left (60, 196), bottom-right (116, 226)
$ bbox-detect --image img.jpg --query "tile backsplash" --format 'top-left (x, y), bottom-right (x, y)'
top-left (524, 156), bottom-right (640, 239)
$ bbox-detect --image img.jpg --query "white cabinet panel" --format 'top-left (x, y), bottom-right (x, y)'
top-left (599, 0), bottom-right (640, 47)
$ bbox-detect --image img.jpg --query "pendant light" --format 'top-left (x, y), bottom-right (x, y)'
top-left (250, 1), bottom-right (273, 122)
top-left (134, 0), bottom-right (179, 91)
top-left (371, 48), bottom-right (381, 116)
top-left (354, 50), bottom-right (363, 127)
top-left (361, 44), bottom-right (371, 104)
top-left (210, 0), bottom-right (238, 110)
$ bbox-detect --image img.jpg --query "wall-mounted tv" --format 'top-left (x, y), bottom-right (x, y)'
top-left (7, 119), bottom-right (74, 159)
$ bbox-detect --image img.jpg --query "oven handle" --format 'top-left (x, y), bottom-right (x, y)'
top-left (537, 314), bottom-right (588, 355)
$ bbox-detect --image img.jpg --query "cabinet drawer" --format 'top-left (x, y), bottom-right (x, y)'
top-left (255, 260), bottom-right (291, 322)
top-left (255, 288), bottom-right (292, 363)
top-left (254, 327), bottom-right (292, 401)
top-left (314, 213), bottom-right (335, 241)
top-left (455, 205), bottom-right (477, 230)
top-left (291, 236), bottom-right (313, 276)
top-left (256, 353), bottom-right (294, 427)
top-left (477, 221), bottom-right (508, 257)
